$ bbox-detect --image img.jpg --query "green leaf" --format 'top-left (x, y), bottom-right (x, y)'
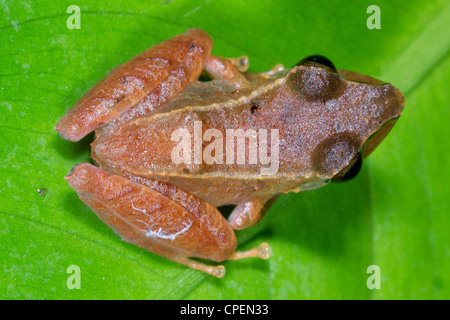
top-left (1, 0), bottom-right (449, 299)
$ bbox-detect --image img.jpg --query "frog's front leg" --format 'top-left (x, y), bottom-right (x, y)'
top-left (66, 163), bottom-right (269, 278)
top-left (228, 195), bottom-right (277, 230)
top-left (204, 55), bottom-right (250, 89)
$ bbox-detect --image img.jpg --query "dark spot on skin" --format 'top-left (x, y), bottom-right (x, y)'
top-left (121, 77), bottom-right (127, 84)
top-left (289, 68), bottom-right (345, 103)
top-left (114, 93), bottom-right (126, 103)
top-left (189, 42), bottom-right (195, 50)
top-left (250, 104), bottom-right (259, 114)
top-left (312, 131), bottom-right (361, 176)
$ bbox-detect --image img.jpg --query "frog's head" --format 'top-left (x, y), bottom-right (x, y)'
top-left (286, 55), bottom-right (405, 183)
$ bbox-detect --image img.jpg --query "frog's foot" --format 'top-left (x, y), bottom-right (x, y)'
top-left (227, 55), bottom-right (249, 72)
top-left (204, 55), bottom-right (250, 89)
top-left (174, 257), bottom-right (226, 278)
top-left (174, 242), bottom-right (270, 278)
top-left (228, 242), bottom-right (271, 260)
top-left (228, 195), bottom-right (277, 230)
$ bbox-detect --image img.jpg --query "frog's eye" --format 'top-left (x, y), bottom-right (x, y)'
top-left (297, 55), bottom-right (337, 73)
top-left (331, 152), bottom-right (362, 183)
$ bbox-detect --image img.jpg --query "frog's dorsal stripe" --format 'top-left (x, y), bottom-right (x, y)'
top-left (138, 170), bottom-right (316, 181)
top-left (134, 69), bottom-right (292, 120)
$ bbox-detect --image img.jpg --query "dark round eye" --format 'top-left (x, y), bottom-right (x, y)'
top-left (332, 152), bottom-right (362, 183)
top-left (297, 55), bottom-right (337, 73)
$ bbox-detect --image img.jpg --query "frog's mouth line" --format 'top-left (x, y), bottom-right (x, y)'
top-left (338, 69), bottom-right (388, 86)
top-left (361, 116), bottom-right (399, 158)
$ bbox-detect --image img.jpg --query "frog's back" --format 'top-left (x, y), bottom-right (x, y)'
top-left (92, 71), bottom-right (307, 205)
top-left (92, 66), bottom-right (404, 206)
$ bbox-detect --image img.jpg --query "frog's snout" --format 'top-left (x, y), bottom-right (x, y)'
top-left (392, 84), bottom-right (406, 113)
top-left (360, 83), bottom-right (405, 158)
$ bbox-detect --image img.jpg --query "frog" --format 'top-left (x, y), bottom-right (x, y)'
top-left (55, 28), bottom-right (405, 278)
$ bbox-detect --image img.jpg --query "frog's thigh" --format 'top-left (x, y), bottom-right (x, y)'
top-left (55, 29), bottom-right (212, 142)
top-left (204, 55), bottom-right (250, 89)
top-left (65, 163), bottom-right (236, 278)
top-left (228, 195), bottom-right (277, 230)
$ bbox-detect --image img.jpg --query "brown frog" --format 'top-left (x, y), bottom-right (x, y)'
top-left (55, 29), bottom-right (404, 277)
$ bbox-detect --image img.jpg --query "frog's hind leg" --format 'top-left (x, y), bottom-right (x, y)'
top-left (174, 257), bottom-right (226, 278)
top-left (95, 48), bottom-right (210, 138)
top-left (228, 242), bottom-right (270, 260)
top-left (99, 54), bottom-right (250, 137)
top-left (175, 242), bottom-right (270, 278)
top-left (65, 162), bottom-right (236, 278)
top-left (55, 29), bottom-right (213, 142)
top-left (65, 163), bottom-right (269, 278)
